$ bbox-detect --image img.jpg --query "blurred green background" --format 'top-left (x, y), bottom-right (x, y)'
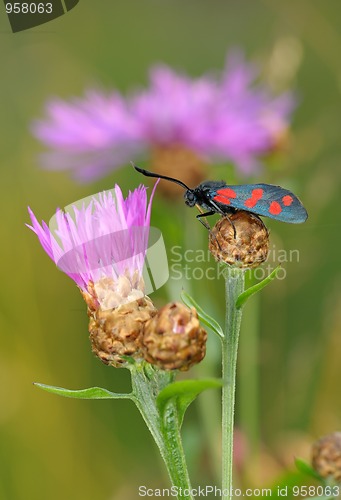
top-left (0, 1), bottom-right (340, 498)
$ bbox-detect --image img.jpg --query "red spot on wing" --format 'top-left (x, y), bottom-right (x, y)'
top-left (214, 195), bottom-right (231, 204)
top-left (269, 201), bottom-right (282, 215)
top-left (214, 188), bottom-right (237, 205)
top-left (244, 188), bottom-right (264, 208)
top-left (217, 188), bottom-right (237, 198)
top-left (282, 195), bottom-right (294, 206)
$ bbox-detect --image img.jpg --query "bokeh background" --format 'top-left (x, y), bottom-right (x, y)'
top-left (1, 1), bottom-right (340, 499)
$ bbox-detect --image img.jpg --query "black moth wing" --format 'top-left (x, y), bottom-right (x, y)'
top-left (212, 183), bottom-right (308, 223)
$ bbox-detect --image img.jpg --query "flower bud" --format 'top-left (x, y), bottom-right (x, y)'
top-left (142, 302), bottom-right (207, 371)
top-left (312, 432), bottom-right (341, 481)
top-left (151, 145), bottom-right (206, 197)
top-left (81, 275), bottom-right (157, 368)
top-left (209, 211), bottom-right (269, 269)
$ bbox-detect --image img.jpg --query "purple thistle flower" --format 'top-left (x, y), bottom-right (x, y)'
top-left (27, 183), bottom-right (157, 309)
top-left (32, 51), bottom-right (295, 181)
top-left (131, 65), bottom-right (218, 153)
top-left (208, 51), bottom-right (295, 174)
top-left (32, 91), bottom-right (143, 182)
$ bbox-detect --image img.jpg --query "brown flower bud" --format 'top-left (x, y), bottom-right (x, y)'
top-left (151, 145), bottom-right (206, 197)
top-left (81, 274), bottom-right (157, 367)
top-left (142, 302), bottom-right (207, 371)
top-left (209, 211), bottom-right (269, 269)
top-left (312, 432), bottom-right (341, 481)
top-left (89, 296), bottom-right (157, 367)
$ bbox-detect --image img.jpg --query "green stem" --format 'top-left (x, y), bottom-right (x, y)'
top-left (196, 371), bottom-right (221, 483)
top-left (161, 401), bottom-right (193, 496)
top-left (239, 289), bottom-right (260, 459)
top-left (131, 363), bottom-right (194, 500)
top-left (221, 267), bottom-right (245, 499)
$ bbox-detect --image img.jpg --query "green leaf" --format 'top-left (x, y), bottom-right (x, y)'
top-left (34, 383), bottom-right (132, 400)
top-left (295, 457), bottom-right (323, 481)
top-left (181, 290), bottom-right (224, 338)
top-left (157, 378), bottom-right (222, 427)
top-left (236, 265), bottom-right (281, 309)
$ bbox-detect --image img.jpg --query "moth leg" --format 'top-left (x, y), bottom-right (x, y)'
top-left (195, 211), bottom-right (225, 251)
top-left (195, 211), bottom-right (224, 249)
top-left (222, 214), bottom-right (237, 239)
top-left (206, 201), bottom-right (237, 239)
top-left (195, 210), bottom-right (216, 230)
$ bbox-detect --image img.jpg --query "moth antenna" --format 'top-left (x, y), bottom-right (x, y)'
top-left (132, 162), bottom-right (191, 191)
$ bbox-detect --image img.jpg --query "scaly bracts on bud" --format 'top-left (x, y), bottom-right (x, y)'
top-left (88, 298), bottom-right (157, 368)
top-left (209, 211), bottom-right (269, 269)
top-left (312, 432), bottom-right (341, 481)
top-left (142, 302), bottom-right (207, 371)
top-left (81, 276), bottom-right (157, 367)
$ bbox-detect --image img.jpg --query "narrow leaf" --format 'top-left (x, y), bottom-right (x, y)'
top-left (295, 457), bottom-right (323, 481)
top-left (236, 265), bottom-right (281, 309)
top-left (181, 290), bottom-right (223, 338)
top-left (34, 383), bottom-right (132, 400)
top-left (157, 378), bottom-right (222, 427)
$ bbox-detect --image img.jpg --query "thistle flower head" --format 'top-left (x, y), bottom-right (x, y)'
top-left (27, 183), bottom-right (159, 367)
top-left (32, 51), bottom-right (295, 183)
top-left (27, 183), bottom-right (157, 308)
top-left (209, 212), bottom-right (269, 269)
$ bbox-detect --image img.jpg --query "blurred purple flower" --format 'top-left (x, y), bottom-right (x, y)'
top-left (32, 51), bottom-right (295, 181)
top-left (209, 52), bottom-right (295, 173)
top-left (32, 91), bottom-right (143, 182)
top-left (131, 65), bottom-right (218, 153)
top-left (27, 184), bottom-right (157, 307)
